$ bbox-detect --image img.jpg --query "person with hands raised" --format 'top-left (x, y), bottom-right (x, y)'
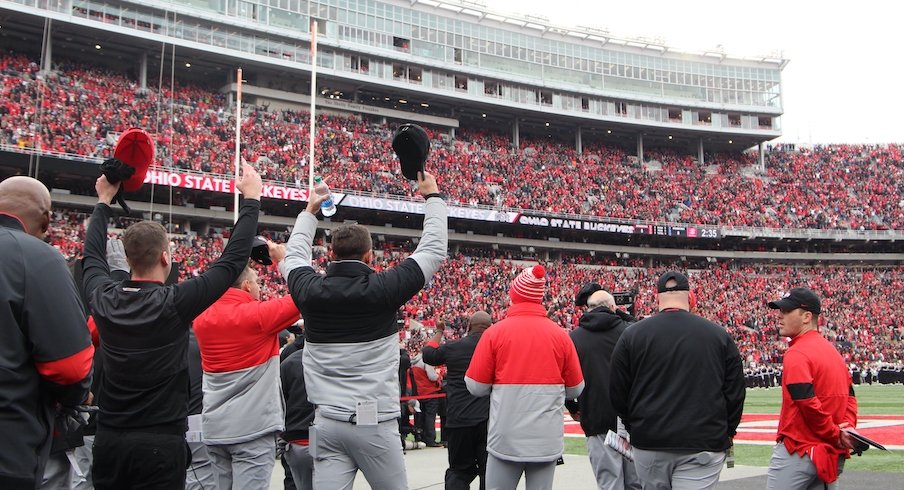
top-left (281, 170), bottom-right (448, 490)
top-left (82, 164), bottom-right (264, 489)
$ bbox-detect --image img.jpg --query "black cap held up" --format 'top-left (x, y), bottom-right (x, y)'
top-left (250, 236), bottom-right (272, 265)
top-left (392, 123), bottom-right (430, 180)
top-left (768, 288), bottom-right (821, 315)
top-left (575, 282), bottom-right (603, 306)
top-left (656, 271), bottom-right (690, 293)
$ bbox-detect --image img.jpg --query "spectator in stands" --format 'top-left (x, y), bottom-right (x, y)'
top-left (193, 246), bottom-right (300, 490)
top-left (610, 272), bottom-right (746, 490)
top-left (0, 176), bottom-right (93, 490)
top-left (766, 288), bottom-right (858, 489)
top-left (81, 165), bottom-right (262, 489)
top-left (423, 313), bottom-right (493, 490)
top-left (280, 172), bottom-right (447, 489)
top-left (567, 288), bottom-right (640, 490)
top-left (466, 265), bottom-right (584, 490)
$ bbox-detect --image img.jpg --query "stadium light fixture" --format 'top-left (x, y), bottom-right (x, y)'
top-left (95, 44), bottom-right (101, 50)
top-left (607, 129), bottom-right (612, 134)
top-left (399, 99), bottom-right (407, 104)
top-left (185, 63), bottom-right (191, 68)
top-left (420, 103), bottom-right (429, 108)
top-left (481, 113), bottom-right (486, 118)
top-left (729, 139), bottom-right (733, 144)
top-left (668, 135), bottom-right (673, 140)
top-left (545, 122), bottom-right (550, 127)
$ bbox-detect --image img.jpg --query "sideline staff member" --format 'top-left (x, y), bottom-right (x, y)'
top-left (766, 288), bottom-right (857, 489)
top-left (82, 165), bottom-right (263, 489)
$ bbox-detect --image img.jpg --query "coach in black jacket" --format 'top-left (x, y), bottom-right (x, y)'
top-left (566, 290), bottom-right (640, 490)
top-left (0, 176), bottom-right (93, 490)
top-left (423, 312), bottom-right (492, 490)
top-left (610, 272), bottom-right (745, 489)
top-left (82, 166), bottom-right (262, 489)
top-left (281, 172), bottom-right (447, 489)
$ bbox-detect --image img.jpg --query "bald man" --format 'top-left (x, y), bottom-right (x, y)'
top-left (610, 272), bottom-right (745, 490)
top-left (423, 312), bottom-right (493, 490)
top-left (0, 176), bottom-right (94, 489)
top-left (567, 289), bottom-right (640, 490)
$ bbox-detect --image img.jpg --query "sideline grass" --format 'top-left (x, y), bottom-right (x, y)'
top-left (564, 385), bottom-right (904, 472)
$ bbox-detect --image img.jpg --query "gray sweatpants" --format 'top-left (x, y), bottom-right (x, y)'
top-left (766, 443), bottom-right (845, 490)
top-left (185, 441), bottom-right (218, 490)
top-left (632, 448), bottom-right (724, 490)
top-left (284, 443), bottom-right (314, 490)
top-left (311, 416), bottom-right (407, 490)
top-left (208, 433), bottom-right (277, 490)
top-left (485, 453), bottom-right (556, 490)
top-left (587, 435), bottom-right (641, 490)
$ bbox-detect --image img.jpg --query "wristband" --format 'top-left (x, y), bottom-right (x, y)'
top-left (423, 193), bottom-right (444, 200)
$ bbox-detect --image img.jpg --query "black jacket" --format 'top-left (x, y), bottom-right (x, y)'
top-left (566, 307), bottom-right (630, 436)
top-left (422, 333), bottom-right (489, 428)
top-left (83, 200), bottom-right (260, 434)
top-left (609, 309), bottom-right (746, 452)
top-left (0, 214), bottom-right (93, 488)
top-left (280, 348), bottom-right (315, 441)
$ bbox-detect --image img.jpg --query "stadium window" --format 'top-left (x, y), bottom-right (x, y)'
top-left (729, 114), bottom-right (742, 127)
top-left (581, 97), bottom-right (589, 111)
top-left (455, 75), bottom-right (468, 91)
top-left (453, 48), bottom-right (462, 64)
top-left (408, 67), bottom-right (422, 83)
top-left (697, 111), bottom-right (712, 125)
top-left (668, 109), bottom-right (682, 122)
top-left (538, 90), bottom-right (552, 105)
top-left (311, 17), bottom-right (326, 35)
top-left (393, 36), bottom-right (410, 53)
top-left (758, 116), bottom-right (772, 129)
top-left (392, 64), bottom-right (405, 80)
top-left (616, 102), bottom-right (627, 116)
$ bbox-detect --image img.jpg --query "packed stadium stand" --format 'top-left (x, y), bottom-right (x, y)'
top-left (2, 0), bottom-right (901, 382)
top-left (2, 53), bottom-right (902, 230)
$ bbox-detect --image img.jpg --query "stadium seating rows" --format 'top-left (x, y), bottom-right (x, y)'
top-left (2, 53), bottom-right (902, 230)
top-left (47, 208), bottom-right (903, 369)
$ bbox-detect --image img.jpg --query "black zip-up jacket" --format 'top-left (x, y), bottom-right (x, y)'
top-left (82, 200), bottom-right (260, 434)
top-left (565, 307), bottom-right (630, 436)
top-left (609, 309), bottom-right (746, 451)
top-left (422, 333), bottom-right (489, 428)
top-left (0, 214), bottom-right (93, 489)
top-left (280, 347), bottom-right (315, 441)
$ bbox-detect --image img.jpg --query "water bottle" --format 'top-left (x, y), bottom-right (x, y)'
top-left (313, 176), bottom-right (336, 217)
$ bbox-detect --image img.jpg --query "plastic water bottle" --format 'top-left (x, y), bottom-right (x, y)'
top-left (313, 176), bottom-right (336, 217)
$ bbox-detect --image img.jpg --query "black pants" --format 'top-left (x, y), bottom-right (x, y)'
top-left (93, 430), bottom-right (187, 490)
top-left (418, 398), bottom-right (441, 443)
top-left (444, 421), bottom-right (488, 490)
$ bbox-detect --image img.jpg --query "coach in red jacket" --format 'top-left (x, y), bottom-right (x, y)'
top-left (466, 265), bottom-right (584, 490)
top-left (194, 246), bottom-right (300, 490)
top-left (766, 288), bottom-right (857, 489)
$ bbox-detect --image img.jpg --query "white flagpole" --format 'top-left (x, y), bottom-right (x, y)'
top-left (308, 21), bottom-right (318, 194)
top-left (233, 67), bottom-right (243, 223)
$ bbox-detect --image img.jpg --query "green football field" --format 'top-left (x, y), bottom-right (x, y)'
top-left (564, 385), bottom-right (904, 472)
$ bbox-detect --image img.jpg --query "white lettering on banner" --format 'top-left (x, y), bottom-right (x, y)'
top-left (518, 215), bottom-right (549, 226)
top-left (143, 170), bottom-right (312, 201)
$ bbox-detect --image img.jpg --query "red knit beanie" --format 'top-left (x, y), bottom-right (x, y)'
top-left (510, 265), bottom-right (547, 304)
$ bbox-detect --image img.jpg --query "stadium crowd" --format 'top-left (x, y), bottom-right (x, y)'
top-left (46, 208), bottom-right (904, 372)
top-left (3, 52), bottom-right (903, 230)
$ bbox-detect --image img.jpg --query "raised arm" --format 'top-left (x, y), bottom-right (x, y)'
top-left (280, 191), bottom-right (328, 278)
top-left (81, 176), bottom-right (120, 299)
top-left (408, 172), bottom-right (448, 281)
top-left (174, 164), bottom-right (263, 320)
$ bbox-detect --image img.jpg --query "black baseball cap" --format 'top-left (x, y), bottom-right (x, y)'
top-left (575, 282), bottom-right (603, 306)
top-left (250, 236), bottom-right (272, 265)
top-left (656, 271), bottom-right (690, 293)
top-left (768, 288), bottom-right (821, 315)
top-left (392, 123), bottom-right (430, 180)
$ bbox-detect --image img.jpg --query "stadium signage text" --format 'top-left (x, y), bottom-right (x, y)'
top-left (517, 214), bottom-right (635, 234)
top-left (143, 170), bottom-right (329, 202)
